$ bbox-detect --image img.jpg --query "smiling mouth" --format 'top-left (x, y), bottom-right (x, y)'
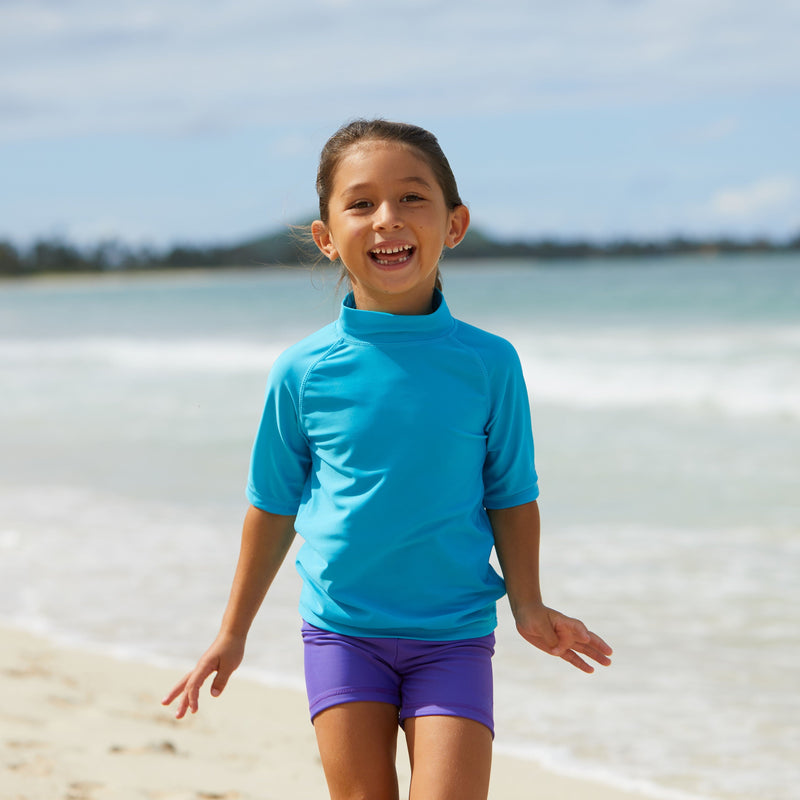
top-left (369, 245), bottom-right (415, 266)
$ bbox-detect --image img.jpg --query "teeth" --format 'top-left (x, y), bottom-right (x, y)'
top-left (371, 245), bottom-right (412, 255)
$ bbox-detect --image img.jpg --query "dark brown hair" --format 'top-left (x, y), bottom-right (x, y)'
top-left (315, 119), bottom-right (464, 293)
top-left (316, 119), bottom-right (463, 224)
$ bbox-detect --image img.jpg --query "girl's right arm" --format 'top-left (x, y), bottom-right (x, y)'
top-left (161, 505), bottom-right (297, 718)
top-left (489, 501), bottom-right (612, 673)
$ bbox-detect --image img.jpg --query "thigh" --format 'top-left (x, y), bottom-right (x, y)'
top-left (399, 633), bottom-right (495, 735)
top-left (405, 715), bottom-right (492, 800)
top-left (302, 622), bottom-right (402, 720)
top-left (314, 701), bottom-right (401, 800)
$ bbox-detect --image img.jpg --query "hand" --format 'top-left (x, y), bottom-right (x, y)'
top-left (514, 603), bottom-right (613, 673)
top-left (161, 633), bottom-right (246, 718)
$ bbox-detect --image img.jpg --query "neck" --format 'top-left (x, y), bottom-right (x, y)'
top-left (350, 287), bottom-right (436, 315)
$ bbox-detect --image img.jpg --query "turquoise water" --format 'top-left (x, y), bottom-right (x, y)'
top-left (1, 255), bottom-right (798, 800)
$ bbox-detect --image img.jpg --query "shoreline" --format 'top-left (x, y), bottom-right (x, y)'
top-left (2, 249), bottom-right (798, 287)
top-left (1, 624), bottom-right (657, 800)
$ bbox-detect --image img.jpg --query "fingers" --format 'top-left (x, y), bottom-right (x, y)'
top-left (161, 636), bottom-right (245, 719)
top-left (553, 615), bottom-right (590, 644)
top-left (586, 632), bottom-right (614, 665)
top-left (160, 673), bottom-right (197, 719)
top-left (574, 630), bottom-right (613, 665)
top-left (548, 615), bottom-right (590, 658)
top-left (590, 630), bottom-right (614, 659)
top-left (161, 674), bottom-right (189, 707)
top-left (174, 690), bottom-right (192, 719)
top-left (161, 663), bottom-right (217, 719)
top-left (558, 629), bottom-right (614, 672)
top-left (210, 666), bottom-right (233, 698)
top-left (561, 649), bottom-right (596, 673)
top-left (529, 609), bottom-right (612, 672)
top-left (161, 670), bottom-right (196, 717)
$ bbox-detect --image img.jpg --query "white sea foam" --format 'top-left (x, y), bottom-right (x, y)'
top-left (512, 324), bottom-right (800, 418)
top-left (0, 337), bottom-right (288, 373)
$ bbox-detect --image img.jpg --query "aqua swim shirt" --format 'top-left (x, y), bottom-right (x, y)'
top-left (247, 290), bottom-right (539, 640)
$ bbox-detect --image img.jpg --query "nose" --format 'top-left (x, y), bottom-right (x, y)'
top-left (373, 201), bottom-right (403, 231)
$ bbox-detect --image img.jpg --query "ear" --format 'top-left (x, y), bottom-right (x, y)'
top-left (311, 220), bottom-right (339, 261)
top-left (444, 204), bottom-right (470, 249)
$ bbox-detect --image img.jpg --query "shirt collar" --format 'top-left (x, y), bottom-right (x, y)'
top-left (337, 289), bottom-right (455, 343)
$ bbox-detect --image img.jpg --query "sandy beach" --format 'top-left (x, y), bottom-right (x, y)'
top-left (1, 625), bottom-right (654, 800)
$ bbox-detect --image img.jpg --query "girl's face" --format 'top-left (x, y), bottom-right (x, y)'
top-left (312, 141), bottom-right (469, 315)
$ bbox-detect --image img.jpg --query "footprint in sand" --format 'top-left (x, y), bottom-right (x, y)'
top-left (65, 780), bottom-right (104, 799)
top-left (6, 746), bottom-right (53, 778)
top-left (196, 793), bottom-right (241, 799)
top-left (109, 740), bottom-right (180, 756)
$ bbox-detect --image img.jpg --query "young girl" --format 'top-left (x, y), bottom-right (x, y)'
top-left (163, 119), bottom-right (612, 800)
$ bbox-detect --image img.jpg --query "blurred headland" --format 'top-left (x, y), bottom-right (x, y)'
top-left (2, 222), bottom-right (799, 277)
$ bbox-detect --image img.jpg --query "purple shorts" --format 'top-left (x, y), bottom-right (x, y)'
top-left (301, 622), bottom-right (495, 736)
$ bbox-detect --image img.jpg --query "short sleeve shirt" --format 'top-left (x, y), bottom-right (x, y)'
top-left (247, 291), bottom-right (538, 640)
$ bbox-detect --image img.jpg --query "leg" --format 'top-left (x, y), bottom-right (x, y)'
top-left (405, 715), bottom-right (492, 800)
top-left (313, 701), bottom-right (401, 800)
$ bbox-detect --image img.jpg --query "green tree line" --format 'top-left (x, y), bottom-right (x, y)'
top-left (2, 224), bottom-right (799, 277)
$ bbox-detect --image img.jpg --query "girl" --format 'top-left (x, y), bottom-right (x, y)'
top-left (163, 119), bottom-right (612, 800)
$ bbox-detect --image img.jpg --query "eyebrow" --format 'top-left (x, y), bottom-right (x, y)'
top-left (340, 176), bottom-right (435, 195)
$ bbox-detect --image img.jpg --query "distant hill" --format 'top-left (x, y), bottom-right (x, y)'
top-left (2, 223), bottom-right (798, 276)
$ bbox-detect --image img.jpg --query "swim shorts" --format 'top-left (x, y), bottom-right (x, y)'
top-left (301, 621), bottom-right (495, 736)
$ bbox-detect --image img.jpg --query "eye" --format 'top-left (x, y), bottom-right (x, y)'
top-left (401, 193), bottom-right (425, 203)
top-left (348, 199), bottom-right (373, 210)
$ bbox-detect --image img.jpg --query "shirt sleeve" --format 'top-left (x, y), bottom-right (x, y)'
top-left (246, 353), bottom-right (312, 515)
top-left (481, 339), bottom-right (539, 509)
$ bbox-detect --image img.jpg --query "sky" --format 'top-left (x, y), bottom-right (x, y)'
top-left (2, 0), bottom-right (799, 249)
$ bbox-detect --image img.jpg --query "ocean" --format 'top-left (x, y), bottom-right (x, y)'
top-left (1, 255), bottom-right (798, 800)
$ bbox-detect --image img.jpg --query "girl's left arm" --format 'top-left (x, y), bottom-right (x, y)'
top-left (488, 500), bottom-right (613, 673)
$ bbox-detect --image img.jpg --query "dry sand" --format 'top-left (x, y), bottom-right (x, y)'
top-left (2, 626), bottom-right (649, 800)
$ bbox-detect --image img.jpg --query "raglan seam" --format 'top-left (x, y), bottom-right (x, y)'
top-left (451, 321), bottom-right (493, 424)
top-left (297, 337), bottom-right (346, 430)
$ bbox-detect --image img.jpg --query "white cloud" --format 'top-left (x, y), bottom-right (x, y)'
top-left (2, 0), bottom-right (799, 141)
top-left (710, 177), bottom-right (797, 220)
top-left (678, 117), bottom-right (740, 144)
